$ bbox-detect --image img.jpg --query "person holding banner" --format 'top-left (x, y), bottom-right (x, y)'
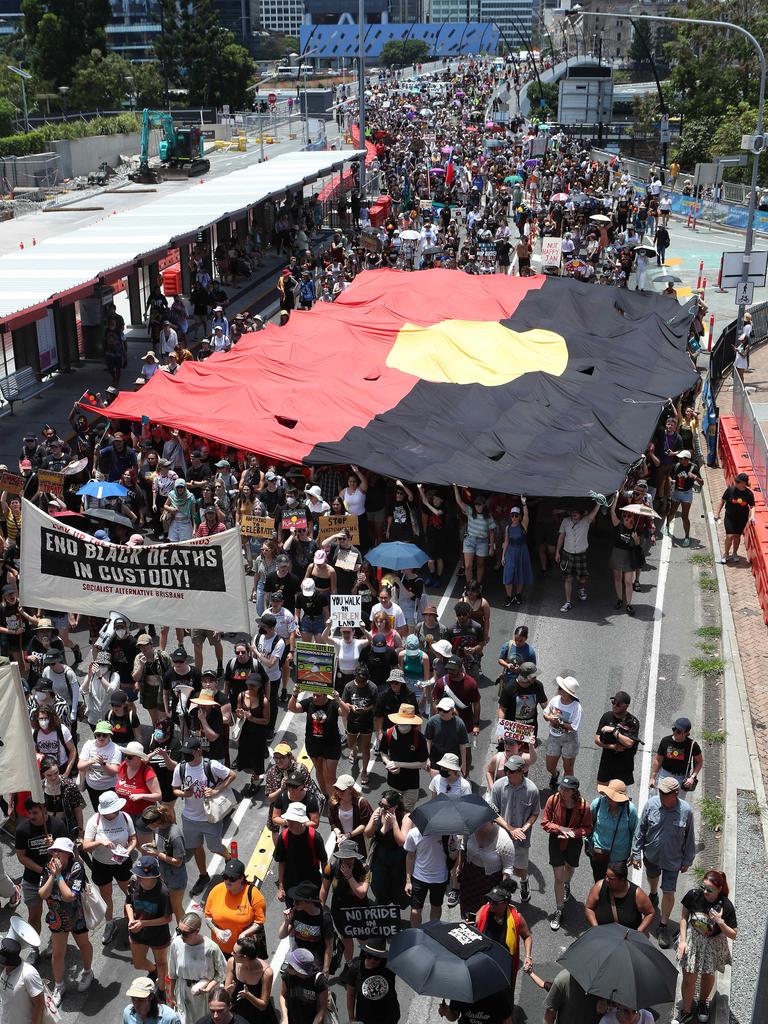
top-left (320, 838), bottom-right (369, 971)
top-left (485, 733), bottom-right (537, 789)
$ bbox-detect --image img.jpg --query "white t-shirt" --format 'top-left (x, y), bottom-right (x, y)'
top-left (0, 961), bottom-right (44, 1024)
top-left (172, 759), bottom-right (231, 822)
top-left (255, 633), bottom-right (286, 684)
top-left (545, 695), bottom-right (582, 737)
top-left (429, 775), bottom-right (472, 799)
top-left (404, 825), bottom-right (453, 884)
top-left (34, 723), bottom-right (72, 766)
top-left (334, 637), bottom-right (368, 673)
top-left (84, 809), bottom-right (136, 864)
top-left (371, 602), bottom-right (406, 631)
top-left (80, 737), bottom-right (123, 790)
top-left (558, 516), bottom-right (591, 554)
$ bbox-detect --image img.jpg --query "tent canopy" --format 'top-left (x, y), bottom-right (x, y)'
top-left (104, 271), bottom-right (697, 497)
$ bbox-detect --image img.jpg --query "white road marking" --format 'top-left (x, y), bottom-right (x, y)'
top-left (632, 530), bottom-right (672, 883)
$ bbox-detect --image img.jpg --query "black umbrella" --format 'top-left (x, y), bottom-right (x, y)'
top-left (410, 794), bottom-right (496, 836)
top-left (388, 921), bottom-right (512, 1001)
top-left (84, 507), bottom-right (134, 529)
top-left (557, 923), bottom-right (678, 1009)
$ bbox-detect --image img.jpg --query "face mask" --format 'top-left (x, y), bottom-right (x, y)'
top-left (98, 666), bottom-right (109, 677)
top-left (38, 718), bottom-right (50, 730)
top-left (398, 724), bottom-right (412, 734)
top-left (115, 629), bottom-right (127, 639)
top-left (153, 729), bottom-right (165, 742)
top-left (286, 496), bottom-right (296, 506)
top-left (182, 752), bottom-right (195, 763)
top-left (439, 768), bottom-right (451, 778)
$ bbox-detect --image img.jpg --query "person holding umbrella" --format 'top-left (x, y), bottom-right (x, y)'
top-left (439, 987), bottom-right (513, 1024)
top-left (345, 940), bottom-right (400, 1024)
top-left (474, 884), bottom-right (533, 992)
top-left (630, 777), bottom-right (696, 949)
top-left (584, 860), bottom-right (655, 933)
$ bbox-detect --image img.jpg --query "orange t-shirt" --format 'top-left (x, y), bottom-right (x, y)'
top-left (204, 880), bottom-right (265, 954)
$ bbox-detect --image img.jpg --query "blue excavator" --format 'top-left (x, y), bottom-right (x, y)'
top-left (129, 108), bottom-right (210, 183)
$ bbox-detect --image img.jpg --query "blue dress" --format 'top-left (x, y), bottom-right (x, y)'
top-left (503, 523), bottom-right (534, 586)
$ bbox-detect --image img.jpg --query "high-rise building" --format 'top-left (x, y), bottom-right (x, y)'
top-left (259, 0), bottom-right (304, 36)
top-left (477, 0), bottom-right (535, 51)
top-left (303, 0), bottom-right (389, 27)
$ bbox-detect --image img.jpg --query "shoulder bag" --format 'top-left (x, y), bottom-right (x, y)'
top-left (681, 741), bottom-right (699, 791)
top-left (587, 802), bottom-right (626, 864)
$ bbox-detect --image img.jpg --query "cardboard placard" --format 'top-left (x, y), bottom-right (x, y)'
top-left (541, 236), bottom-right (563, 268)
top-left (0, 471), bottom-right (25, 494)
top-left (239, 515), bottom-right (275, 539)
top-left (281, 508), bottom-right (308, 532)
top-left (296, 681), bottom-right (337, 696)
top-left (317, 514), bottom-right (360, 544)
top-left (334, 903), bottom-right (403, 939)
top-left (331, 594), bottom-right (362, 628)
top-left (496, 719), bottom-right (535, 743)
top-left (295, 641), bottom-right (335, 686)
top-left (37, 470), bottom-right (65, 497)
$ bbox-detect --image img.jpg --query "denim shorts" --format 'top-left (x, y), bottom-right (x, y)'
top-left (463, 534), bottom-right (490, 557)
top-left (643, 858), bottom-right (680, 892)
top-left (301, 614), bottom-right (325, 635)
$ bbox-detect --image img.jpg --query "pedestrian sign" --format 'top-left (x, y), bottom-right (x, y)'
top-left (735, 281), bottom-right (754, 306)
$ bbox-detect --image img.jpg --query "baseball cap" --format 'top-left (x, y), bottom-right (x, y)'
top-left (223, 858), bottom-right (246, 880)
top-left (658, 777), bottom-right (680, 793)
top-left (445, 655), bottom-right (463, 671)
top-left (504, 755), bottom-right (526, 772)
top-left (673, 717), bottom-right (692, 732)
top-left (286, 771), bottom-right (306, 787)
top-left (437, 697), bottom-right (455, 711)
top-left (273, 742), bottom-right (292, 756)
top-left (132, 855), bottom-right (161, 878)
top-left (275, 553), bottom-right (290, 566)
top-left (127, 977), bottom-right (156, 999)
top-left (559, 776), bottom-right (580, 790)
top-left (260, 612), bottom-right (277, 627)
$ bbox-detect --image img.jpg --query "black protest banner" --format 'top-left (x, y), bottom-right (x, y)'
top-left (333, 903), bottom-right (403, 939)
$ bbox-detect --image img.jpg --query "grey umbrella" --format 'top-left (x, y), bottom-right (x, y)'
top-left (85, 507), bottom-right (134, 529)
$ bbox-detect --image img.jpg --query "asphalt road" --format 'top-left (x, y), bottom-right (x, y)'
top-left (0, 496), bottom-right (717, 1024)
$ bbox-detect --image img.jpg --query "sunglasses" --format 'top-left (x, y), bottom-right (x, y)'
top-left (176, 928), bottom-right (200, 938)
top-left (701, 885), bottom-right (718, 894)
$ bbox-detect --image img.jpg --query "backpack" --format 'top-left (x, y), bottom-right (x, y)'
top-left (180, 757), bottom-right (218, 790)
top-left (280, 824), bottom-right (320, 869)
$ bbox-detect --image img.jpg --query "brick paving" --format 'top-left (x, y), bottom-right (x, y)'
top-left (708, 357), bottom-right (768, 796)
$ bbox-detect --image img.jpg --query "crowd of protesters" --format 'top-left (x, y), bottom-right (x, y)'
top-left (0, 54), bottom-right (740, 1024)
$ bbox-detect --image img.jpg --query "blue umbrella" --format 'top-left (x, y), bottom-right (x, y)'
top-left (77, 480), bottom-right (128, 499)
top-left (365, 541), bottom-right (429, 570)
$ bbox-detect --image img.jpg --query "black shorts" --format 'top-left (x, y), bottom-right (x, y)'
top-left (548, 835), bottom-right (583, 868)
top-left (410, 877), bottom-right (448, 909)
top-left (91, 858), bottom-right (133, 887)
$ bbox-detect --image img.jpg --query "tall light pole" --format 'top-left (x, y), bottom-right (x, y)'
top-left (8, 65), bottom-right (31, 132)
top-left (566, 8), bottom-right (765, 336)
top-left (357, 0), bottom-right (366, 196)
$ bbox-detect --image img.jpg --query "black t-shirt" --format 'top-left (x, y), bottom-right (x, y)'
top-left (188, 694), bottom-right (228, 761)
top-left (447, 622), bottom-right (484, 663)
top-left (287, 539), bottom-right (317, 578)
top-left (290, 905), bottom-right (334, 950)
top-left (379, 726), bottom-right (427, 792)
top-left (498, 680), bottom-right (547, 735)
top-left (273, 826), bottom-right (327, 890)
top-left (259, 487), bottom-right (285, 515)
top-left (224, 655), bottom-right (257, 708)
top-left (682, 888), bottom-right (737, 938)
top-left (721, 485), bottom-right (755, 528)
top-left (162, 666), bottom-right (203, 716)
top-left (299, 697), bottom-right (342, 752)
top-left (495, 239), bottom-right (512, 265)
top-left (348, 959), bottom-right (400, 1023)
top-left (107, 634), bottom-right (138, 688)
top-left (279, 967), bottom-right (327, 1024)
top-left (265, 570), bottom-right (300, 612)
top-left (362, 646), bottom-right (399, 688)
top-left (341, 680), bottom-right (379, 731)
top-left (375, 681), bottom-right (417, 721)
top-left (671, 461), bottom-right (699, 494)
top-left (107, 707), bottom-right (140, 746)
top-left (295, 591), bottom-right (326, 619)
top-left (15, 817), bottom-right (67, 884)
top-left (596, 710), bottom-right (641, 784)
top-left (612, 522), bottom-right (636, 550)
top-left (125, 878), bottom-right (172, 949)
top-left (448, 991), bottom-right (513, 1024)
top-left (272, 789), bottom-right (320, 821)
top-left (657, 734), bottom-right (701, 776)
top-left (326, 543), bottom-right (361, 595)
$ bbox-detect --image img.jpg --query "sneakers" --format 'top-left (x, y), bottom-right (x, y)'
top-left (674, 1012), bottom-right (696, 1024)
top-left (563, 882), bottom-right (571, 903)
top-left (190, 872), bottom-right (211, 896)
top-left (696, 1001), bottom-right (710, 1022)
top-left (76, 969), bottom-right (94, 992)
top-left (549, 770), bottom-right (560, 791)
top-left (446, 888), bottom-right (459, 908)
top-left (520, 880), bottom-right (530, 903)
top-left (52, 983), bottom-right (65, 1008)
top-left (102, 919), bottom-right (117, 945)
top-left (682, 537), bottom-right (691, 547)
top-left (577, 587), bottom-right (587, 601)
top-left (549, 908), bottom-right (563, 930)
top-left (504, 597), bottom-right (514, 608)
top-left (278, 690), bottom-right (289, 704)
top-left (658, 923), bottom-right (671, 948)
top-left (560, 602), bottom-right (572, 613)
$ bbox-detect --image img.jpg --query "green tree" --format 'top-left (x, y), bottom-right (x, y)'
top-left (21, 0), bottom-right (111, 86)
top-left (174, 1), bottom-right (254, 107)
top-left (153, 0), bottom-right (183, 102)
top-left (210, 42), bottom-right (254, 108)
top-left (380, 39), bottom-right (430, 68)
top-left (0, 97), bottom-right (15, 135)
top-left (628, 20), bottom-right (653, 66)
top-left (673, 118), bottom-right (717, 169)
top-left (629, 93), bottom-right (661, 137)
top-left (132, 63), bottom-right (166, 110)
top-left (68, 50), bottom-right (134, 111)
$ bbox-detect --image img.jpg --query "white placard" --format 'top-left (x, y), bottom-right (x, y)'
top-left (540, 236), bottom-right (562, 268)
top-left (330, 593), bottom-right (362, 628)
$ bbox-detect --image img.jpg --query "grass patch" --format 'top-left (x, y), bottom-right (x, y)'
top-left (688, 655), bottom-right (726, 677)
top-left (698, 573), bottom-right (719, 592)
top-left (702, 729), bottom-right (727, 744)
top-left (701, 795), bottom-right (725, 831)
top-left (745, 798), bottom-right (763, 817)
top-left (690, 553), bottom-right (714, 566)
top-left (691, 865), bottom-right (706, 883)
top-left (696, 626), bottom-right (722, 638)
top-left (697, 641), bottom-right (719, 656)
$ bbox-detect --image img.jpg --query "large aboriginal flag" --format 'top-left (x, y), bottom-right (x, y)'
top-left (105, 271), bottom-right (696, 496)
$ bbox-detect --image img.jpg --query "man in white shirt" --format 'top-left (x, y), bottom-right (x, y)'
top-left (172, 737), bottom-right (235, 896)
top-left (0, 939), bottom-right (44, 1024)
top-left (555, 503), bottom-right (601, 612)
top-left (403, 823), bottom-right (458, 927)
top-left (158, 322), bottom-right (178, 362)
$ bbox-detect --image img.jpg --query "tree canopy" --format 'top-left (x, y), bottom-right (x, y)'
top-left (380, 39), bottom-right (430, 68)
top-left (21, 0), bottom-right (111, 87)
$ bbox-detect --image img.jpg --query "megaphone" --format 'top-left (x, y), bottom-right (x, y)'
top-left (7, 915), bottom-right (40, 949)
top-left (96, 610), bottom-right (132, 650)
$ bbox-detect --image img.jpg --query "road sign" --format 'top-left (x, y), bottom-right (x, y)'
top-left (720, 250), bottom-right (768, 289)
top-left (267, 92), bottom-right (276, 105)
top-left (660, 114), bottom-right (669, 132)
top-left (735, 281), bottom-right (755, 306)
top-left (660, 130), bottom-right (671, 144)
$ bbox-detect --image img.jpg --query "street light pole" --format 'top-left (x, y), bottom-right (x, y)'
top-left (357, 0), bottom-right (366, 196)
top-left (567, 9), bottom-right (765, 335)
top-left (8, 66), bottom-right (31, 132)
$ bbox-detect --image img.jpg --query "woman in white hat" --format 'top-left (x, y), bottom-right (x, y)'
top-left (115, 741), bottom-right (162, 843)
top-left (82, 791), bottom-right (137, 945)
top-left (327, 775), bottom-right (373, 856)
top-left (666, 450), bottom-right (703, 547)
top-left (38, 836), bottom-right (93, 1004)
top-left (542, 676), bottom-right (582, 791)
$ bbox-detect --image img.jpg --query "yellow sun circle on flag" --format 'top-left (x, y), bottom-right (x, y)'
top-left (386, 320), bottom-right (569, 385)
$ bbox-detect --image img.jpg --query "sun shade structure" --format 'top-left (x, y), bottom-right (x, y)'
top-left (103, 271), bottom-right (697, 497)
top-left (0, 149), bottom-right (364, 325)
